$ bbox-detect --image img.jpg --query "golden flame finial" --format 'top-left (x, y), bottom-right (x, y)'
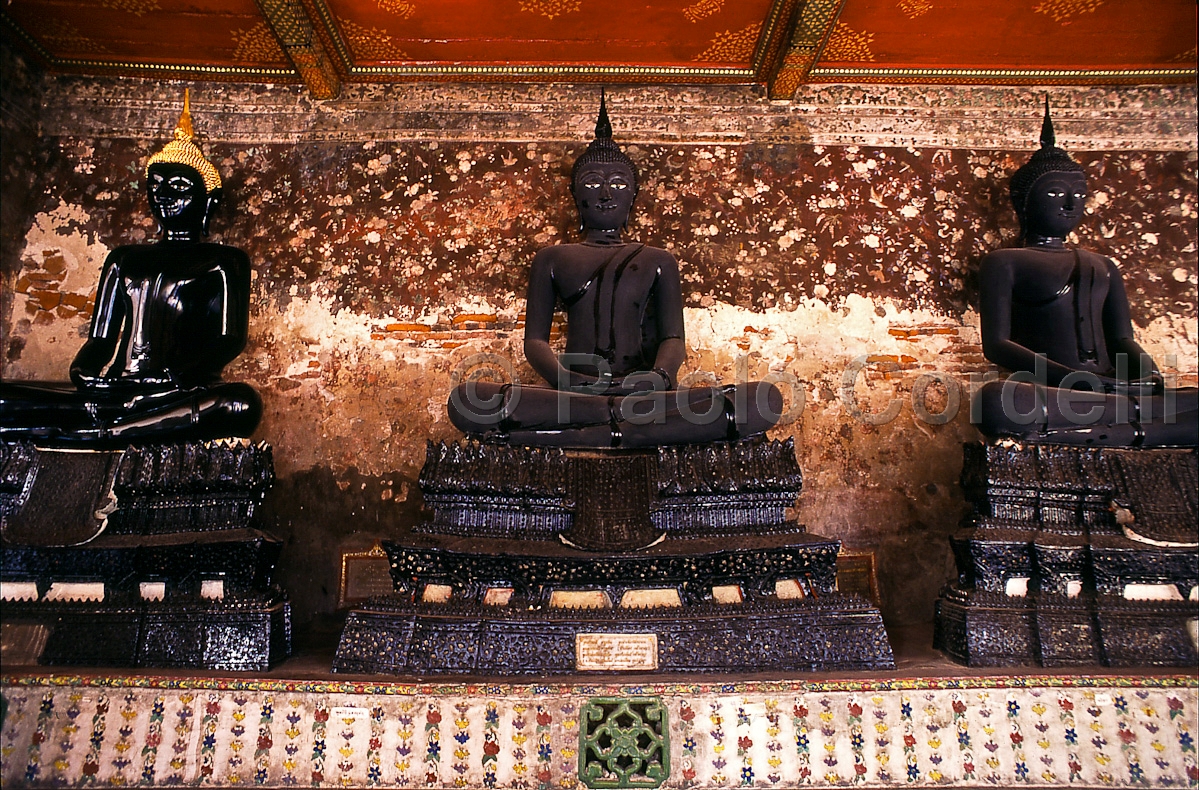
top-left (174, 88), bottom-right (195, 141)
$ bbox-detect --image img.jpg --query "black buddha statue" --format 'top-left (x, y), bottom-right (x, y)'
top-left (973, 99), bottom-right (1197, 447)
top-left (0, 92), bottom-right (261, 447)
top-left (448, 93), bottom-right (781, 447)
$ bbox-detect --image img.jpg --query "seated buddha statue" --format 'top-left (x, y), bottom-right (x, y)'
top-left (0, 92), bottom-right (261, 447)
top-left (973, 100), bottom-right (1197, 447)
top-left (448, 93), bottom-right (781, 447)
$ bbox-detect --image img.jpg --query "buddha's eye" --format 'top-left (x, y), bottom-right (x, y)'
top-left (609, 179), bottom-right (628, 190)
top-left (169, 176), bottom-right (192, 190)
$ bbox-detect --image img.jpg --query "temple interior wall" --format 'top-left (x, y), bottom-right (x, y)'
top-left (2, 39), bottom-right (1196, 630)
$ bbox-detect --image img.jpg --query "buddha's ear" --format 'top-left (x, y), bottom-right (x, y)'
top-left (203, 187), bottom-right (223, 236)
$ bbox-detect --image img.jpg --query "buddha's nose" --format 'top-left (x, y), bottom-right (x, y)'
top-left (1064, 191), bottom-right (1076, 210)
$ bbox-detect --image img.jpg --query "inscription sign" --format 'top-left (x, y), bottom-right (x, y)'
top-left (332, 706), bottom-right (368, 720)
top-left (576, 633), bottom-right (658, 671)
top-left (338, 544), bottom-right (394, 608)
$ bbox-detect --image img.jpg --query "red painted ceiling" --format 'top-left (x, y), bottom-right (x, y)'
top-left (2, 0), bottom-right (1195, 88)
top-left (827, 0), bottom-right (1197, 72)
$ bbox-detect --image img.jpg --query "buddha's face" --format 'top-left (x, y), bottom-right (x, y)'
top-left (573, 161), bottom-right (636, 232)
top-left (1024, 170), bottom-right (1087, 240)
top-left (147, 163), bottom-right (213, 236)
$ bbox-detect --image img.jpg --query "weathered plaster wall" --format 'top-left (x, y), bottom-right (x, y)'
top-left (2, 53), bottom-right (1196, 630)
top-left (0, 39), bottom-right (46, 362)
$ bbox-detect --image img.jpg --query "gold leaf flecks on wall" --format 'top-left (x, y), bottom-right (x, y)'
top-left (377, 0), bottom-right (416, 18)
top-left (98, 0), bottom-right (161, 16)
top-left (821, 22), bottom-right (874, 62)
top-left (683, 0), bottom-right (724, 24)
top-left (693, 22), bottom-right (761, 63)
top-left (339, 19), bottom-right (410, 61)
top-left (517, 0), bottom-right (582, 20)
top-left (1032, 0), bottom-right (1104, 24)
top-left (40, 21), bottom-right (111, 54)
top-left (896, 0), bottom-right (933, 19)
top-left (231, 22), bottom-right (287, 63)
top-left (1167, 46), bottom-right (1197, 64)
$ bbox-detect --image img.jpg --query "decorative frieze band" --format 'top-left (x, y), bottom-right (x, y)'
top-left (35, 77), bottom-right (1197, 151)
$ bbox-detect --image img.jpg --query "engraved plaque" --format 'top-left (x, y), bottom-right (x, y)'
top-left (576, 633), bottom-right (658, 671)
top-left (338, 544), bottom-right (395, 608)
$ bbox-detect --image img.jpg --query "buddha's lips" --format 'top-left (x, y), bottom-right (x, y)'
top-left (153, 198), bottom-right (190, 217)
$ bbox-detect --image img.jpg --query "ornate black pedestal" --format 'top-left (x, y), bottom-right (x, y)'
top-left (1, 440), bottom-right (290, 670)
top-left (934, 442), bottom-right (1198, 667)
top-left (334, 438), bottom-right (893, 675)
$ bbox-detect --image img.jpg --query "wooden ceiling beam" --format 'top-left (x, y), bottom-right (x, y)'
top-left (768, 0), bottom-right (848, 100)
top-left (253, 0), bottom-right (340, 99)
top-left (753, 0), bottom-right (804, 91)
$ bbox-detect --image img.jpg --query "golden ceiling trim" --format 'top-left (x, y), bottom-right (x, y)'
top-left (809, 66), bottom-right (1199, 83)
top-left (301, 0), bottom-right (357, 74)
top-left (768, 0), bottom-right (848, 99)
top-left (348, 64), bottom-right (757, 78)
top-left (0, 10), bottom-right (299, 80)
top-left (253, 0), bottom-right (341, 98)
top-left (750, 0), bottom-right (803, 80)
top-left (13, 57), bottom-right (296, 79)
top-left (35, 61), bottom-right (298, 77)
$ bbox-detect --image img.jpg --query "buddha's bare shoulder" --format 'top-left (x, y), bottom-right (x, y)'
top-left (108, 243), bottom-right (250, 276)
top-left (637, 244), bottom-right (677, 267)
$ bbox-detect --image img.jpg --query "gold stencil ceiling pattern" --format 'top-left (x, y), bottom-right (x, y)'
top-left (1, 0), bottom-right (1195, 98)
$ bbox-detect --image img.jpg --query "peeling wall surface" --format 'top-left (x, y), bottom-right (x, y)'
top-left (2, 53), bottom-right (1196, 629)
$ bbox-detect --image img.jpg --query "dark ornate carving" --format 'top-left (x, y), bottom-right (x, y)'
top-left (335, 436), bottom-right (894, 675)
top-left (653, 438), bottom-right (802, 536)
top-left (384, 536), bottom-right (838, 607)
top-left (0, 441), bottom-right (38, 517)
top-left (656, 437), bottom-right (803, 495)
top-left (107, 441), bottom-right (274, 534)
top-left (564, 452), bottom-right (659, 550)
top-left (2, 593), bottom-right (290, 671)
top-left (2, 530), bottom-right (284, 596)
top-left (335, 593), bottom-right (893, 676)
top-left (935, 441), bottom-right (1198, 667)
top-left (415, 437), bottom-right (805, 542)
top-left (0, 439), bottom-right (290, 670)
top-left (417, 440), bottom-right (571, 539)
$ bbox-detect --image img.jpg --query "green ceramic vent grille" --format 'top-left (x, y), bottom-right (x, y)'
top-left (578, 697), bottom-right (669, 789)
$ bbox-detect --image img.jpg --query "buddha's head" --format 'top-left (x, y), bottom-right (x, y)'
top-left (1010, 98), bottom-right (1086, 241)
top-left (571, 91), bottom-right (638, 233)
top-left (145, 90), bottom-right (223, 239)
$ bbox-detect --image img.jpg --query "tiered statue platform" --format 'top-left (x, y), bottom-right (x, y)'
top-left (0, 440), bottom-right (290, 671)
top-left (935, 442), bottom-right (1198, 667)
top-left (334, 438), bottom-right (894, 675)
